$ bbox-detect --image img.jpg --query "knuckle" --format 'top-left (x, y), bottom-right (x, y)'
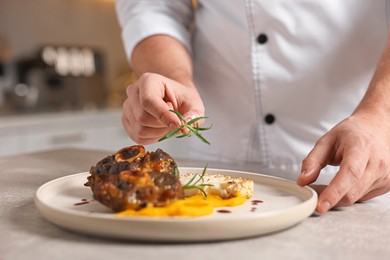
top-left (301, 156), bottom-right (309, 165)
top-left (130, 131), bottom-right (147, 145)
top-left (315, 135), bottom-right (330, 148)
top-left (301, 154), bottom-right (324, 171)
top-left (125, 82), bottom-right (137, 96)
top-left (376, 171), bottom-right (390, 187)
top-left (139, 72), bottom-right (153, 81)
top-left (377, 158), bottom-right (389, 173)
top-left (139, 94), bottom-right (154, 108)
top-left (343, 191), bottom-right (360, 205)
top-left (158, 112), bottom-right (170, 123)
top-left (331, 186), bottom-right (345, 201)
top-left (345, 165), bottom-right (363, 183)
top-left (139, 72), bottom-right (161, 85)
top-left (137, 112), bottom-right (151, 126)
top-left (383, 173), bottom-right (390, 183)
top-left (133, 125), bottom-right (148, 139)
top-left (159, 110), bottom-right (177, 126)
top-left (301, 156), bottom-right (315, 166)
top-left (324, 185), bottom-right (346, 207)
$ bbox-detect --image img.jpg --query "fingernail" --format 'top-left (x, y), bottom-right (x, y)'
top-left (301, 169), bottom-right (312, 176)
top-left (185, 114), bottom-right (201, 127)
top-left (185, 114), bottom-right (200, 121)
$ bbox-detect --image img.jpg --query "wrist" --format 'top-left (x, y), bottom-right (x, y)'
top-left (163, 69), bottom-right (195, 89)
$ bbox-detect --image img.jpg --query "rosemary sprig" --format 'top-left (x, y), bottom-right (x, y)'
top-left (182, 165), bottom-right (213, 199)
top-left (173, 166), bottom-right (180, 178)
top-left (158, 110), bottom-right (212, 145)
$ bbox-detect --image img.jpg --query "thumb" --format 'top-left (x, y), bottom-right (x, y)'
top-left (297, 138), bottom-right (333, 186)
top-left (181, 99), bottom-right (206, 131)
top-left (178, 112), bottom-right (203, 135)
top-left (159, 102), bottom-right (183, 130)
top-left (181, 101), bottom-right (206, 126)
top-left (182, 111), bottom-right (205, 126)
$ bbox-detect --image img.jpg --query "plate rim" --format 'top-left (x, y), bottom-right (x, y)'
top-left (34, 167), bottom-right (318, 240)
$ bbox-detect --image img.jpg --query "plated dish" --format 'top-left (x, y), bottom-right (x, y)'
top-left (35, 167), bottom-right (317, 242)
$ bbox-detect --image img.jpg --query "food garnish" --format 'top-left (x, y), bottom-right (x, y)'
top-left (181, 164), bottom-right (213, 199)
top-left (158, 110), bottom-right (212, 145)
top-left (180, 170), bottom-right (254, 200)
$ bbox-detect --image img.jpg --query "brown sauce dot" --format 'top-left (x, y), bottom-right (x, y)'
top-left (217, 209), bottom-right (231, 214)
top-left (251, 199), bottom-right (263, 205)
top-left (74, 199), bottom-right (93, 206)
top-left (74, 201), bottom-right (90, 206)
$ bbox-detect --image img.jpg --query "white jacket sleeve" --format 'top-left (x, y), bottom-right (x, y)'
top-left (115, 0), bottom-right (194, 65)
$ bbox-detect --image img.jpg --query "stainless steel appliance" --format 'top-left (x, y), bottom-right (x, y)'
top-left (5, 45), bottom-right (107, 113)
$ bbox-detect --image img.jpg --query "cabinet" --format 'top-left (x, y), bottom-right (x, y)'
top-left (0, 109), bottom-right (125, 156)
top-left (0, 109), bottom-right (189, 158)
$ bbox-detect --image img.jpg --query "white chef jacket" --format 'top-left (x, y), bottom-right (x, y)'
top-left (116, 0), bottom-right (388, 180)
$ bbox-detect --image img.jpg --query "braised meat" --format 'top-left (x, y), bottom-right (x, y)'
top-left (85, 145), bottom-right (184, 212)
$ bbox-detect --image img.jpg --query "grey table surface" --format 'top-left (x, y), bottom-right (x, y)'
top-left (1, 148), bottom-right (390, 260)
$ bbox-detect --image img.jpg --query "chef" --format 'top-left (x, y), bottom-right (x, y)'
top-left (116, 0), bottom-right (390, 213)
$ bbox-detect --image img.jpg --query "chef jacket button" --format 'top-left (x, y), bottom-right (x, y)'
top-left (264, 114), bottom-right (275, 124)
top-left (257, 33), bottom-right (268, 44)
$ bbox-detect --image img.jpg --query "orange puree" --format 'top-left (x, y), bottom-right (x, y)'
top-left (116, 194), bottom-right (246, 217)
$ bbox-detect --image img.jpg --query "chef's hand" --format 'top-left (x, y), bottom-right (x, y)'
top-left (297, 113), bottom-right (390, 214)
top-left (122, 73), bottom-right (205, 145)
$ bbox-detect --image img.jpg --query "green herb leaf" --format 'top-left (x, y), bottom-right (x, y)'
top-left (158, 126), bottom-right (184, 142)
top-left (182, 165), bottom-right (212, 199)
top-left (158, 110), bottom-right (212, 145)
top-left (173, 167), bottom-right (180, 178)
top-left (194, 125), bottom-right (213, 131)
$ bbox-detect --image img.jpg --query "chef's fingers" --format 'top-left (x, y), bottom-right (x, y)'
top-left (131, 103), bottom-right (168, 128)
top-left (176, 112), bottom-right (203, 135)
top-left (121, 112), bottom-right (170, 145)
top-left (357, 171), bottom-right (390, 201)
top-left (316, 146), bottom-right (369, 213)
top-left (122, 98), bottom-right (170, 144)
top-left (136, 75), bottom-right (182, 129)
top-left (297, 136), bottom-right (334, 186)
top-left (124, 82), bottom-right (163, 127)
top-left (359, 187), bottom-right (390, 202)
top-left (164, 84), bottom-right (205, 124)
top-left (308, 184), bottom-right (327, 196)
top-left (307, 164), bottom-right (389, 209)
top-left (335, 159), bottom-right (377, 207)
top-left (130, 100), bottom-right (175, 129)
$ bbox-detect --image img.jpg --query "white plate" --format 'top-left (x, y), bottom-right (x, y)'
top-left (35, 167), bottom-right (317, 242)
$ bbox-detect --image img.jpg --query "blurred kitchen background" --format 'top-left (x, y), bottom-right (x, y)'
top-left (0, 0), bottom-right (188, 157)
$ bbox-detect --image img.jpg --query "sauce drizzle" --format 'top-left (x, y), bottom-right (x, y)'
top-left (217, 209), bottom-right (231, 214)
top-left (251, 199), bottom-right (263, 205)
top-left (74, 198), bottom-right (93, 206)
